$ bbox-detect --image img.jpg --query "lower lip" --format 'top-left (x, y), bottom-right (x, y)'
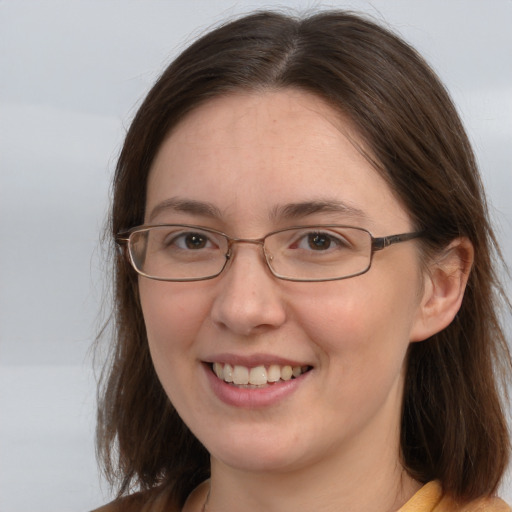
top-left (203, 364), bottom-right (310, 408)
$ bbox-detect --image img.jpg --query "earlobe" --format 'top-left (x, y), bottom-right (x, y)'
top-left (410, 237), bottom-right (474, 342)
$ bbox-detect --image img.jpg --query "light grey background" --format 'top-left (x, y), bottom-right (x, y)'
top-left (1, 1), bottom-right (511, 510)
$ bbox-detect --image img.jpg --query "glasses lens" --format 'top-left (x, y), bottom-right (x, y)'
top-left (265, 226), bottom-right (372, 281)
top-left (129, 226), bottom-right (228, 280)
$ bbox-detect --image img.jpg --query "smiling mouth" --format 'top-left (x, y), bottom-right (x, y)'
top-left (210, 362), bottom-right (312, 387)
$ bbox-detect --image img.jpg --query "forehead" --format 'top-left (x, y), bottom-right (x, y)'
top-left (161, 89), bottom-right (364, 163)
top-left (146, 89), bottom-right (411, 233)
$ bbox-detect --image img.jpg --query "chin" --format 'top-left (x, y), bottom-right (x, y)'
top-left (204, 426), bottom-right (317, 474)
top-left (213, 449), bottom-right (300, 474)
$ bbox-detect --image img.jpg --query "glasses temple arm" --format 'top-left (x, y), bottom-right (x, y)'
top-left (372, 232), bottom-right (424, 251)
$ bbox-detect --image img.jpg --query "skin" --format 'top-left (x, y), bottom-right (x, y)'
top-left (139, 89), bottom-right (470, 512)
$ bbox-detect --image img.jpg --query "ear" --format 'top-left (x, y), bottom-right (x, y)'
top-left (410, 237), bottom-right (474, 342)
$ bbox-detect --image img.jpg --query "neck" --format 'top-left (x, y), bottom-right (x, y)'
top-left (203, 438), bottom-right (420, 512)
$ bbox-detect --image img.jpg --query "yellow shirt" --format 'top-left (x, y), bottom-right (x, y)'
top-left (398, 481), bottom-right (510, 512)
top-left (93, 481), bottom-right (510, 512)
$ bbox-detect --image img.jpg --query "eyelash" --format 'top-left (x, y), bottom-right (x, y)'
top-left (290, 231), bottom-right (350, 251)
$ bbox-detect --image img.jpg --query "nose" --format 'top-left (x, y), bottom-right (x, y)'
top-left (210, 242), bottom-right (287, 336)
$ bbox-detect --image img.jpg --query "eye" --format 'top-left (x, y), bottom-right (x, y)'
top-left (171, 231), bottom-right (214, 250)
top-left (293, 231), bottom-right (349, 251)
top-left (305, 233), bottom-right (333, 251)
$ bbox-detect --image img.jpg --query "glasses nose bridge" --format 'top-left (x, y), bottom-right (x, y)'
top-left (226, 235), bottom-right (266, 252)
top-left (225, 235), bottom-right (269, 264)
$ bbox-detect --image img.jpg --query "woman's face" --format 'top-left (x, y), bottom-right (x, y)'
top-left (139, 90), bottom-right (428, 475)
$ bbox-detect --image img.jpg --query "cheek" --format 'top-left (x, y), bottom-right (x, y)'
top-left (138, 280), bottom-right (210, 362)
top-left (297, 269), bottom-right (421, 379)
top-left (138, 281), bottom-right (214, 414)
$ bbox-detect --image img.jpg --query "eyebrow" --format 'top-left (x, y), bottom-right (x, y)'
top-left (270, 199), bottom-right (367, 222)
top-left (148, 197), bottom-right (223, 222)
top-left (148, 197), bottom-right (367, 223)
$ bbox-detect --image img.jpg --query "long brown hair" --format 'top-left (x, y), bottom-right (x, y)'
top-left (96, 10), bottom-right (511, 506)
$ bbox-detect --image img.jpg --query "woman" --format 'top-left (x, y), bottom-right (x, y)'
top-left (95, 10), bottom-right (511, 512)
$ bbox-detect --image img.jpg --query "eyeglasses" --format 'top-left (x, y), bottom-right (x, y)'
top-left (116, 224), bottom-right (423, 282)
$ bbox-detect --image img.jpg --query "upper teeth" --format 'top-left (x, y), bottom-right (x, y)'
top-left (212, 363), bottom-right (307, 386)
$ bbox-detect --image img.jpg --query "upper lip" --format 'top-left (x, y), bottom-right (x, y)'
top-left (203, 353), bottom-right (312, 368)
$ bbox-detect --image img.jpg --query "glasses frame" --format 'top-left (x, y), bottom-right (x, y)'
top-left (116, 224), bottom-right (424, 282)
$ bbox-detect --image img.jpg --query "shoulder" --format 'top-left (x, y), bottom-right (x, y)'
top-left (435, 495), bottom-right (511, 512)
top-left (90, 494), bottom-right (143, 512)
top-left (90, 485), bottom-right (179, 512)
top-left (399, 482), bottom-right (510, 512)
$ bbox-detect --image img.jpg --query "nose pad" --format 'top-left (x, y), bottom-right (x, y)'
top-left (210, 243), bottom-right (286, 335)
top-left (221, 238), bottom-right (271, 277)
